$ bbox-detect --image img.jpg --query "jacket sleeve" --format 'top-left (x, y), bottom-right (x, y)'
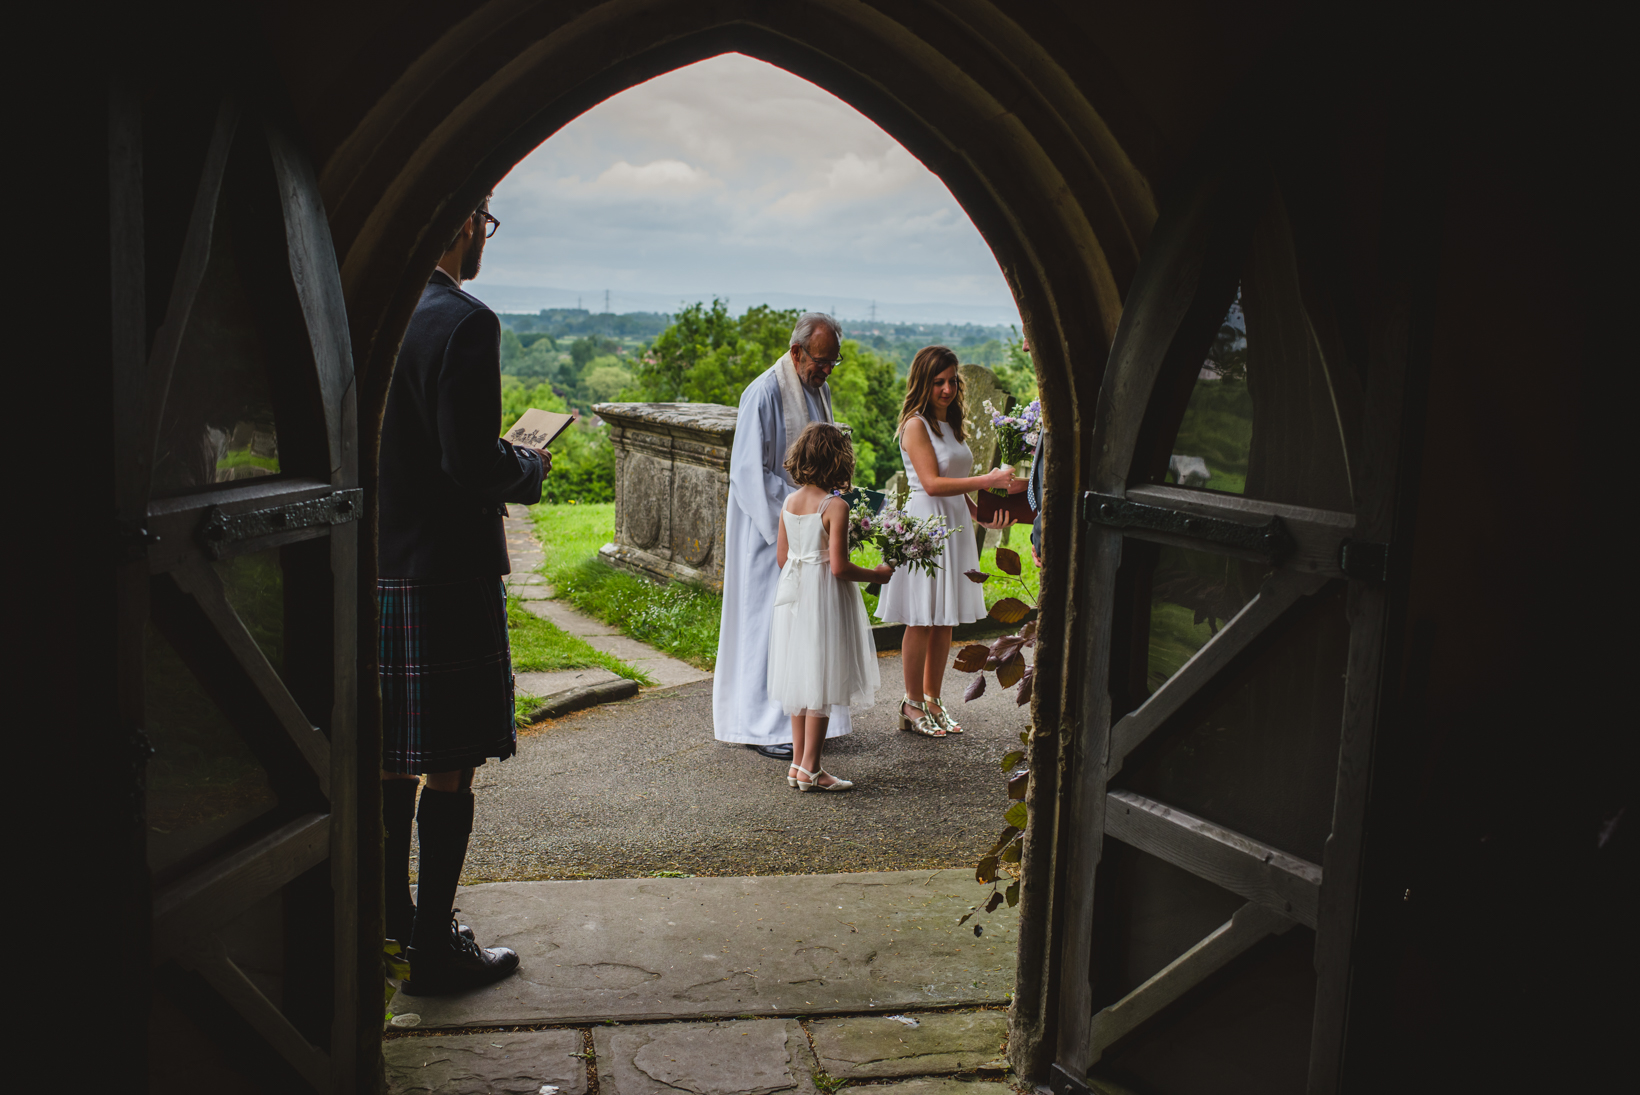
top-left (436, 307), bottom-right (545, 504)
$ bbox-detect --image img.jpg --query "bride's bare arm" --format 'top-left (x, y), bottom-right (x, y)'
top-left (902, 417), bottom-right (1014, 497)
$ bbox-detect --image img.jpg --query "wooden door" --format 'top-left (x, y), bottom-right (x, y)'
top-left (1045, 151), bottom-right (1421, 1094)
top-left (112, 84), bottom-right (364, 1094)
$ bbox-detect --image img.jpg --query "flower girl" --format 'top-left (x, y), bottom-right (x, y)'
top-left (768, 423), bottom-right (894, 792)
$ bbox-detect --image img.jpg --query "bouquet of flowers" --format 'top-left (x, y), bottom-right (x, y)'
top-left (982, 398), bottom-right (1042, 495)
top-left (872, 508), bottom-right (957, 577)
top-left (833, 490), bottom-right (881, 552)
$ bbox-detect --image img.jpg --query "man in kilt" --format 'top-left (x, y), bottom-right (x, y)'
top-left (378, 195), bottom-right (550, 994)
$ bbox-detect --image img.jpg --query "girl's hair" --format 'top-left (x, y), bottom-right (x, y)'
top-left (783, 422), bottom-right (855, 493)
top-left (897, 344), bottom-right (965, 443)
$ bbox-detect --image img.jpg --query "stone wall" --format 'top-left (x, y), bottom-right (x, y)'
top-left (593, 402), bottom-right (737, 591)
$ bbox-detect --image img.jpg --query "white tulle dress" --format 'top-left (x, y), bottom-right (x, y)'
top-left (766, 503), bottom-right (881, 717)
top-left (876, 416), bottom-right (986, 628)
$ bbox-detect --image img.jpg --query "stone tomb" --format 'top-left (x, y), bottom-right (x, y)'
top-left (595, 402), bottom-right (738, 591)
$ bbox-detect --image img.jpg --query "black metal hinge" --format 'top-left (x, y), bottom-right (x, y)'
top-left (199, 488), bottom-right (362, 559)
top-left (1338, 537), bottom-right (1392, 582)
top-left (1083, 492), bottom-right (1294, 563)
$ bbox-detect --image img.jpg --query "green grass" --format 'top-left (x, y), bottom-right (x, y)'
top-left (1146, 600), bottom-right (1216, 691)
top-left (529, 503), bottom-right (722, 669)
top-left (506, 595), bottom-right (653, 683)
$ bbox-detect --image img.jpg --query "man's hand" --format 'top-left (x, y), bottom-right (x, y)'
top-left (530, 447), bottom-right (553, 473)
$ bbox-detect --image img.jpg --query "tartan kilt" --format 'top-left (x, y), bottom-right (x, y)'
top-left (378, 575), bottom-right (516, 774)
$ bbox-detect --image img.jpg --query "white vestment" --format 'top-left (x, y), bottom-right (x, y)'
top-left (713, 357), bottom-right (854, 744)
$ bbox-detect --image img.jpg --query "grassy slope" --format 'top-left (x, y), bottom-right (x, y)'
top-left (506, 595), bottom-right (652, 684)
top-left (530, 503), bottom-right (722, 669)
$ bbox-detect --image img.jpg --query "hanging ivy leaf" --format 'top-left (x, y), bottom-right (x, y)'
top-left (1008, 771), bottom-right (1030, 800)
top-left (953, 644), bottom-right (989, 672)
top-left (964, 569), bottom-right (991, 584)
top-left (1001, 840), bottom-right (1023, 864)
top-left (1005, 881), bottom-right (1020, 907)
top-left (1000, 749), bottom-right (1025, 771)
top-left (1004, 801), bottom-right (1028, 829)
top-left (964, 673), bottom-right (987, 701)
top-left (1016, 665), bottom-right (1035, 706)
top-left (986, 825), bottom-right (1021, 855)
top-left (1019, 620), bottom-right (1038, 643)
top-left (985, 890), bottom-right (1007, 913)
top-left (995, 547), bottom-right (1022, 576)
top-left (976, 855), bottom-right (1000, 884)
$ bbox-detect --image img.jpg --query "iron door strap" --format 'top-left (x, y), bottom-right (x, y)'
top-left (199, 489), bottom-right (362, 558)
top-left (1083, 491), bottom-right (1295, 562)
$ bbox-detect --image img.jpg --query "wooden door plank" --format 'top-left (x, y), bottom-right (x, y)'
top-left (1105, 790), bottom-right (1322, 927)
top-left (185, 937), bottom-right (333, 1094)
top-left (1121, 484), bottom-right (1355, 578)
top-left (266, 123), bottom-right (355, 481)
top-left (154, 812), bottom-right (330, 949)
top-left (1108, 570), bottom-right (1327, 777)
top-left (1089, 901), bottom-right (1296, 1063)
top-left (1051, 529), bottom-right (1124, 1078)
top-left (169, 562), bottom-right (332, 796)
top-left (327, 514), bottom-right (360, 1091)
top-left (145, 97), bottom-right (239, 465)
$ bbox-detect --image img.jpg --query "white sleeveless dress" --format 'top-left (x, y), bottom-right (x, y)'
top-left (876, 417), bottom-right (986, 628)
top-left (766, 505), bottom-right (881, 717)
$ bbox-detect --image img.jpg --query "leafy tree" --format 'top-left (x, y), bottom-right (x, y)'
top-left (499, 378), bottom-right (616, 503)
top-left (993, 328), bottom-right (1039, 402)
top-left (633, 299), bottom-right (905, 487)
top-left (581, 359), bottom-right (634, 405)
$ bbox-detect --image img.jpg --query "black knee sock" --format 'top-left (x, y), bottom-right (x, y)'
top-left (411, 789), bottom-right (475, 952)
top-left (382, 780), bottom-right (419, 944)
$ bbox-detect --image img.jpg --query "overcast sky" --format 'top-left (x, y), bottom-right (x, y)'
top-left (476, 53), bottom-right (1019, 325)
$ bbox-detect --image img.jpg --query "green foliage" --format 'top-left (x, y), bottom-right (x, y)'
top-left (633, 299), bottom-right (905, 487)
top-left (994, 329), bottom-right (1039, 402)
top-left (530, 503), bottom-right (723, 669)
top-left (500, 379), bottom-right (617, 503)
top-left (1169, 376), bottom-right (1253, 488)
top-left (505, 595), bottom-right (652, 683)
top-left (499, 308), bottom-right (672, 340)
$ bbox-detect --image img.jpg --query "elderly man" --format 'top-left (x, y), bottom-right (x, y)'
top-left (714, 313), bottom-right (852, 758)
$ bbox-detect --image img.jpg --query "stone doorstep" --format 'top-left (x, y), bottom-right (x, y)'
top-left (593, 1019), bottom-right (818, 1095)
top-left (809, 1010), bottom-right (1009, 1078)
top-left (384, 1029), bottom-right (587, 1095)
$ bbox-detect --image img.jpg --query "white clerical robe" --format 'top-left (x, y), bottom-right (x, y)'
top-left (712, 362), bottom-right (853, 744)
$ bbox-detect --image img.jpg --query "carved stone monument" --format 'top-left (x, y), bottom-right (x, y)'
top-left (593, 402), bottom-right (739, 591)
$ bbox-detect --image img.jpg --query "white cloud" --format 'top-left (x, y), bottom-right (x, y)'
top-left (477, 53), bottom-right (1016, 321)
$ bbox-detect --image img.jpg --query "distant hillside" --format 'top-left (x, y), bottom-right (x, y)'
top-left (498, 309), bottom-right (673, 340)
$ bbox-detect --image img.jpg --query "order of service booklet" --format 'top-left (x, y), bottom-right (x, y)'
top-left (503, 408), bottom-right (576, 450)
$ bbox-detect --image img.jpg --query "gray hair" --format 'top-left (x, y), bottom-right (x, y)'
top-left (790, 312), bottom-right (842, 354)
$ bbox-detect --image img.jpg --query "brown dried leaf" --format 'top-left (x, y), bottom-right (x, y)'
top-left (963, 672), bottom-right (987, 701)
top-left (996, 651), bottom-right (1027, 689)
top-left (952, 644), bottom-right (989, 673)
top-left (995, 547), bottom-right (1022, 576)
top-left (976, 855), bottom-right (1000, 884)
top-left (964, 569), bottom-right (991, 584)
top-left (1008, 771), bottom-right (1030, 800)
top-left (989, 597), bottom-right (1030, 625)
top-left (1016, 665), bottom-right (1035, 706)
top-left (988, 635), bottom-right (1026, 666)
top-left (1018, 620), bottom-right (1038, 643)
top-left (985, 890), bottom-right (1006, 913)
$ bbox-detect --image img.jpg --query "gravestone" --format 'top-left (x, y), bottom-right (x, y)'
top-left (959, 364), bottom-right (1012, 556)
top-left (594, 402), bottom-right (738, 591)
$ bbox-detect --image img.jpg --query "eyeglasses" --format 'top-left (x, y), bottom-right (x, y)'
top-left (475, 210), bottom-right (501, 239)
top-left (800, 346), bottom-right (841, 369)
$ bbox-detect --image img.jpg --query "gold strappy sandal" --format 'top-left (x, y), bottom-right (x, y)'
top-left (925, 695), bottom-right (963, 734)
top-left (899, 695), bottom-right (946, 738)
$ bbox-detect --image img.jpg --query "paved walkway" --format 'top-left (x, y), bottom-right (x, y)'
top-left (504, 506), bottom-right (710, 697)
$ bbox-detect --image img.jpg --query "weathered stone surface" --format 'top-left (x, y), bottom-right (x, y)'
top-left (592, 1019), bottom-right (817, 1095)
top-left (809, 1010), bottom-right (1008, 1077)
top-left (384, 1029), bottom-right (587, 1094)
top-left (388, 870), bottom-right (1019, 1028)
top-left (595, 402), bottom-right (737, 591)
top-left (860, 1082), bottom-right (1015, 1095)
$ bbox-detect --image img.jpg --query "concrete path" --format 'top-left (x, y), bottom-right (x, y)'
top-left (390, 869), bottom-right (1017, 1027)
top-left (504, 505), bottom-right (710, 694)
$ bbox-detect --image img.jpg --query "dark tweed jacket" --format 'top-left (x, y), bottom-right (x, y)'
top-left (378, 270), bottom-right (544, 577)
